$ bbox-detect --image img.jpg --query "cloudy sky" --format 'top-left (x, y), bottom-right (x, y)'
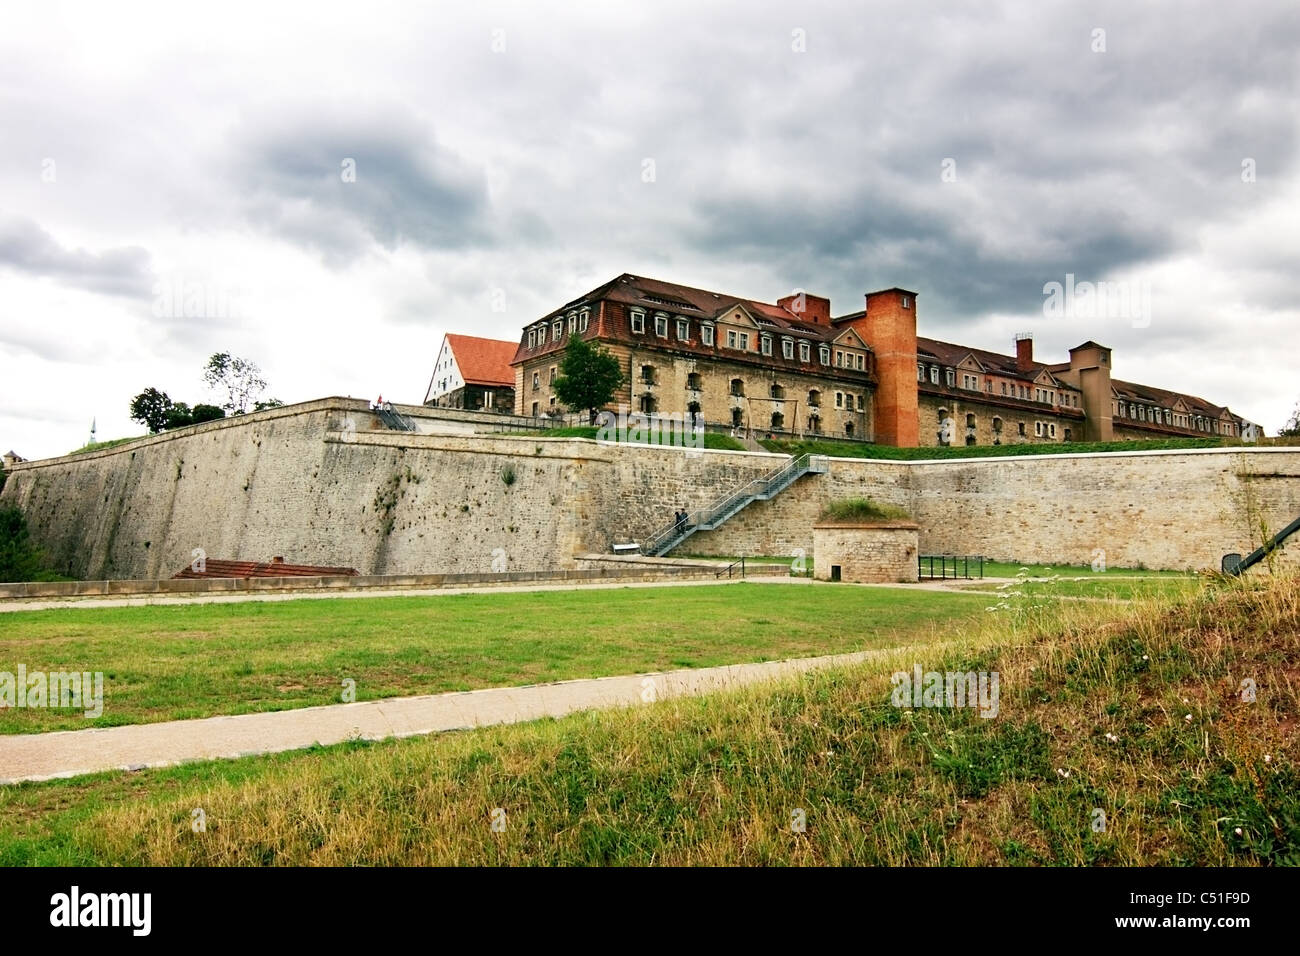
top-left (2, 0), bottom-right (1297, 459)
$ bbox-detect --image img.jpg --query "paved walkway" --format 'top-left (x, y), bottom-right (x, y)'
top-left (0, 645), bottom-right (925, 784)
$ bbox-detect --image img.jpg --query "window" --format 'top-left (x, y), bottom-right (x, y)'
top-left (676, 319), bottom-right (689, 340)
top-left (782, 338), bottom-right (794, 360)
top-left (819, 345), bottom-right (830, 365)
top-left (528, 329), bottom-right (536, 349)
top-left (844, 421), bottom-right (854, 437)
top-left (579, 309), bottom-right (590, 332)
top-left (799, 341), bottom-right (810, 362)
top-left (808, 389), bottom-right (821, 407)
top-left (549, 394), bottom-right (556, 406)
top-left (727, 330), bottom-right (738, 349)
top-left (687, 401), bottom-right (701, 418)
top-left (552, 319), bottom-right (562, 340)
top-left (640, 365), bottom-right (655, 385)
top-left (771, 412), bottom-right (784, 430)
top-left (639, 394), bottom-right (655, 414)
top-left (918, 364), bottom-right (926, 382)
top-left (945, 369), bottom-right (955, 387)
top-left (731, 408), bottom-right (744, 427)
top-left (856, 354), bottom-right (865, 371)
top-left (730, 378), bottom-right (744, 397)
top-left (761, 334), bottom-right (772, 356)
top-left (568, 312), bottom-right (576, 333)
top-left (701, 323), bottom-right (714, 346)
top-left (630, 310), bottom-right (645, 334)
top-left (992, 417), bottom-right (1003, 433)
top-left (537, 324), bottom-right (547, 344)
top-left (901, 296), bottom-right (910, 308)
top-left (770, 383), bottom-right (785, 399)
top-left (966, 413), bottom-right (976, 428)
top-left (1034, 421), bottom-right (1043, 437)
top-left (549, 366), bottom-right (557, 383)
top-left (930, 366), bottom-right (939, 384)
top-left (739, 332), bottom-right (749, 350)
top-left (1064, 428), bottom-right (1072, 441)
top-left (531, 371), bottom-right (540, 391)
top-left (835, 392), bottom-right (844, 409)
top-left (835, 350), bottom-right (844, 367)
top-left (654, 314), bottom-right (668, 338)
top-left (686, 372), bottom-right (701, 390)
top-left (1000, 382), bottom-right (1007, 395)
top-left (808, 414), bottom-right (821, 434)
top-left (855, 394), bottom-right (864, 411)
top-left (1049, 423), bottom-right (1057, 438)
top-left (1017, 422), bottom-right (1026, 436)
top-left (531, 401), bottom-right (539, 416)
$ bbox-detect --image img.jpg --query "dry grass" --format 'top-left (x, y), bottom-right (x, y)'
top-left (2, 570), bottom-right (1295, 865)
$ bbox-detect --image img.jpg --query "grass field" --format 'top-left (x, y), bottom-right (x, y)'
top-left (0, 583), bottom-right (987, 733)
top-left (0, 571), bottom-right (1292, 865)
top-left (957, 577), bottom-right (1204, 602)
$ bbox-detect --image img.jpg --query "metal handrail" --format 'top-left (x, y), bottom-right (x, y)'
top-left (641, 454), bottom-right (826, 555)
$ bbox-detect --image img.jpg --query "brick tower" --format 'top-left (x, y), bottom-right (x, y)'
top-left (840, 288), bottom-right (919, 447)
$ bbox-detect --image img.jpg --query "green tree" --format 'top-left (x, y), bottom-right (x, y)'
top-left (0, 507), bottom-right (46, 582)
top-left (1281, 400), bottom-right (1300, 438)
top-left (164, 402), bottom-right (194, 430)
top-left (203, 352), bottom-right (269, 415)
top-left (129, 388), bottom-right (174, 433)
top-left (252, 398), bottom-right (284, 412)
top-left (190, 404), bottom-right (226, 425)
top-left (553, 336), bottom-right (624, 423)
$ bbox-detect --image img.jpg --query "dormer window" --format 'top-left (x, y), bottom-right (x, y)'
top-left (760, 334), bottom-right (772, 356)
top-left (552, 319), bottom-right (562, 340)
top-left (528, 329), bottom-right (537, 349)
top-left (567, 312), bottom-right (577, 333)
top-left (929, 366), bottom-right (939, 384)
top-left (579, 309), bottom-right (590, 332)
top-left (945, 369), bottom-right (955, 387)
top-left (630, 309), bottom-right (645, 334)
top-left (782, 337), bottom-right (794, 359)
top-left (701, 323), bottom-right (714, 346)
top-left (654, 313), bottom-right (668, 338)
top-left (819, 345), bottom-right (830, 365)
top-left (676, 318), bottom-right (689, 340)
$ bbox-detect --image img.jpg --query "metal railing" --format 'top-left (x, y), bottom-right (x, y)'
top-left (716, 557), bottom-right (746, 578)
top-left (918, 554), bottom-right (985, 580)
top-left (1223, 515), bottom-right (1300, 575)
top-left (375, 402), bottom-right (417, 432)
top-left (639, 454), bottom-right (829, 556)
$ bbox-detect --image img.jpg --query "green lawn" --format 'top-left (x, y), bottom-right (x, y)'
top-left (760, 436), bottom-right (1237, 460)
top-left (957, 576), bottom-right (1204, 602)
top-left (976, 561), bottom-right (1195, 579)
top-left (0, 583), bottom-right (986, 733)
top-left (1, 572), bottom-right (1293, 866)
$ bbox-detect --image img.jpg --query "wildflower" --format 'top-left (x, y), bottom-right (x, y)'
top-left (1234, 827), bottom-right (1243, 837)
top-left (1265, 754), bottom-right (1272, 763)
top-left (1105, 732), bottom-right (1118, 742)
top-left (1184, 714), bottom-right (1193, 722)
top-left (1056, 768), bottom-right (1070, 779)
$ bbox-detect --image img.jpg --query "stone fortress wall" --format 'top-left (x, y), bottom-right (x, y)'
top-left (3, 398), bottom-right (1298, 579)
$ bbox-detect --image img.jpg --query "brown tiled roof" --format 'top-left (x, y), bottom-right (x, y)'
top-left (1111, 379), bottom-right (1232, 418)
top-left (172, 558), bottom-right (359, 579)
top-left (444, 334), bottom-right (516, 387)
top-left (511, 273), bottom-right (873, 381)
top-left (916, 337), bottom-right (1058, 384)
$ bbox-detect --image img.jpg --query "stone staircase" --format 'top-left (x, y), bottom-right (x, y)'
top-left (638, 454), bottom-right (829, 557)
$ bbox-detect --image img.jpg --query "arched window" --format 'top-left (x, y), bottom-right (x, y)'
top-left (771, 412), bottom-right (784, 430)
top-left (730, 378), bottom-right (745, 397)
top-left (808, 389), bottom-right (821, 407)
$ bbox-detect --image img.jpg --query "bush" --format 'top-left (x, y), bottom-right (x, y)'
top-left (819, 497), bottom-right (912, 522)
top-left (0, 507), bottom-right (50, 582)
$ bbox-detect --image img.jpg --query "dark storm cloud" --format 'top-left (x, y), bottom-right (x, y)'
top-left (0, 217), bottom-right (152, 299)
top-left (226, 107), bottom-right (498, 265)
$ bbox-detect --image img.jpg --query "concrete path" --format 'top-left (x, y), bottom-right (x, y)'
top-left (0, 645), bottom-right (918, 784)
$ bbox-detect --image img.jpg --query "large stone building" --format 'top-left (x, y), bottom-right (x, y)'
top-left (423, 333), bottom-right (516, 411)
top-left (507, 273), bottom-right (1259, 447)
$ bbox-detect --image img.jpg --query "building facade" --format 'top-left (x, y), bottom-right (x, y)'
top-left (505, 273), bottom-right (1260, 447)
top-left (423, 333), bottom-right (517, 411)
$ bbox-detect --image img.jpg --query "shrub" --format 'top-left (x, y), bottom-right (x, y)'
top-left (819, 497), bottom-right (912, 522)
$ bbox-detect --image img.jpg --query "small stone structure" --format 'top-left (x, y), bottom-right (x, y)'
top-left (813, 520), bottom-right (920, 583)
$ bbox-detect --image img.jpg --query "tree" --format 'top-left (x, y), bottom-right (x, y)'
top-left (129, 388), bottom-right (174, 433)
top-left (0, 507), bottom-right (46, 582)
top-left (164, 402), bottom-right (194, 430)
top-left (252, 398), bottom-right (284, 412)
top-left (1280, 400), bottom-right (1300, 438)
top-left (553, 336), bottom-right (625, 423)
top-left (190, 404), bottom-right (226, 425)
top-left (203, 352), bottom-right (268, 415)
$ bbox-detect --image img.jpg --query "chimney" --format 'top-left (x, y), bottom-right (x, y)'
top-left (778, 291), bottom-right (830, 326)
top-left (1015, 332), bottom-right (1034, 371)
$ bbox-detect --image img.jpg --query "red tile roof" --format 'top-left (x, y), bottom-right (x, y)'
top-left (445, 334), bottom-right (516, 387)
top-left (172, 558), bottom-right (359, 579)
